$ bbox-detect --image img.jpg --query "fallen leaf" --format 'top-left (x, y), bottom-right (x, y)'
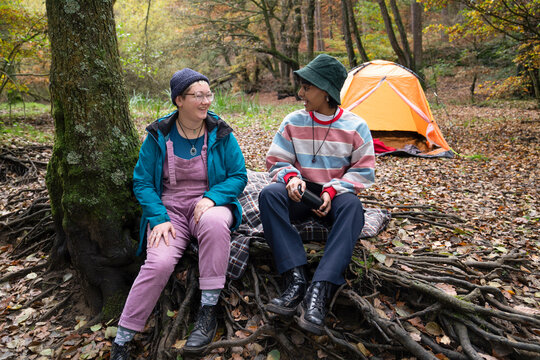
top-left (74, 318), bottom-right (87, 330)
top-left (479, 353), bottom-right (499, 360)
top-left (173, 339), bottom-right (186, 349)
top-left (247, 343), bottom-right (264, 355)
top-left (513, 305), bottom-right (540, 315)
top-left (435, 353), bottom-right (449, 359)
top-left (40, 348), bottom-right (53, 356)
top-left (229, 292), bottom-right (239, 307)
top-left (104, 326), bottom-right (117, 339)
top-left (15, 307), bottom-right (35, 325)
top-left (356, 342), bottom-right (370, 356)
top-left (407, 317), bottom-right (425, 330)
top-left (267, 349), bottom-right (280, 360)
top-left (235, 330), bottom-right (250, 339)
top-left (317, 349), bottom-right (327, 358)
top-left (372, 251), bottom-right (386, 263)
top-left (426, 322), bottom-right (444, 336)
top-left (435, 283), bottom-right (457, 296)
top-left (400, 264), bottom-right (414, 272)
top-left (440, 335), bottom-right (451, 345)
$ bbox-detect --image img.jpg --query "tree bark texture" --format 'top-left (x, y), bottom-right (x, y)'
top-left (411, 0), bottom-right (423, 70)
top-left (376, 0), bottom-right (408, 67)
top-left (347, 0), bottom-right (370, 63)
top-left (45, 0), bottom-right (140, 317)
top-left (277, 0), bottom-right (303, 93)
top-left (315, 0), bottom-right (325, 51)
top-left (341, 0), bottom-right (358, 68)
top-left (305, 0), bottom-right (316, 61)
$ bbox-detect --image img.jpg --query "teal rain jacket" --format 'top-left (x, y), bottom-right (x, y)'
top-left (133, 110), bottom-right (247, 255)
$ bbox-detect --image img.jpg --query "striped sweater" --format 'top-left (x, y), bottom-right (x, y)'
top-left (266, 108), bottom-right (375, 198)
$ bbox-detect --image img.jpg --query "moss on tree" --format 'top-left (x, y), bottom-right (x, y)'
top-left (46, 0), bottom-right (141, 316)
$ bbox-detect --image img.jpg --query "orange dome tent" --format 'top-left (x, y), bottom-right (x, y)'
top-left (340, 60), bottom-right (453, 158)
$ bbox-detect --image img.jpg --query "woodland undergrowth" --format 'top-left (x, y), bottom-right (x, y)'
top-left (0, 95), bottom-right (539, 360)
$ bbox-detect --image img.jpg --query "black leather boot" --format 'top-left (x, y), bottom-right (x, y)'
top-left (296, 281), bottom-right (337, 335)
top-left (266, 266), bottom-right (307, 316)
top-left (184, 305), bottom-right (218, 353)
top-left (110, 342), bottom-right (129, 360)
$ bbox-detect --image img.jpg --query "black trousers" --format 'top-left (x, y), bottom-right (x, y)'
top-left (258, 182), bottom-right (364, 285)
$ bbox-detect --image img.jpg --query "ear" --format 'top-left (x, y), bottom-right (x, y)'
top-left (175, 95), bottom-right (183, 108)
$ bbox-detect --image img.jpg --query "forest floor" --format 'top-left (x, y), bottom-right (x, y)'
top-left (0, 71), bottom-right (539, 360)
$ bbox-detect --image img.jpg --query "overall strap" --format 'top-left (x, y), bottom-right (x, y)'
top-left (166, 140), bottom-right (177, 185)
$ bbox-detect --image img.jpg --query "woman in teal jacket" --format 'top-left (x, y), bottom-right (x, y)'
top-left (111, 69), bottom-right (247, 360)
top-left (133, 107), bottom-right (247, 255)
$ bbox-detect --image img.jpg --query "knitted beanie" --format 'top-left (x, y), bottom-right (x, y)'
top-left (170, 68), bottom-right (209, 105)
top-left (293, 54), bottom-right (347, 105)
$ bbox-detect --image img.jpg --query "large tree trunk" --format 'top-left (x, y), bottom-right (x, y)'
top-left (341, 0), bottom-right (357, 68)
top-left (347, 0), bottom-right (369, 63)
top-left (376, 0), bottom-right (408, 67)
top-left (411, 0), bottom-right (423, 70)
top-left (45, 0), bottom-right (140, 317)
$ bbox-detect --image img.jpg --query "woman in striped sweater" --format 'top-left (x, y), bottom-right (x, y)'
top-left (259, 54), bottom-right (376, 334)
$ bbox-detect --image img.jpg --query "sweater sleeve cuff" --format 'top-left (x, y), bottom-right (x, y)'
top-left (284, 172), bottom-right (298, 184)
top-left (322, 186), bottom-right (337, 200)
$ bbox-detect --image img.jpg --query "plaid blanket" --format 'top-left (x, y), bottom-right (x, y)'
top-left (225, 171), bottom-right (391, 280)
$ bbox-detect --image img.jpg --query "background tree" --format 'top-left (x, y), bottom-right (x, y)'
top-left (388, 0), bottom-right (414, 69)
top-left (422, 0), bottom-right (540, 103)
top-left (0, 1), bottom-right (48, 101)
top-left (114, 0), bottom-right (184, 95)
top-left (411, 0), bottom-right (423, 69)
top-left (346, 0), bottom-right (370, 63)
top-left (376, 0), bottom-right (409, 67)
top-left (179, 0), bottom-right (303, 94)
top-left (341, 0), bottom-right (358, 67)
top-left (45, 0), bottom-right (140, 317)
top-left (315, 0), bottom-right (325, 51)
top-left (304, 0), bottom-right (316, 60)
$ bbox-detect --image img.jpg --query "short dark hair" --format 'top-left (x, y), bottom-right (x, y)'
top-left (297, 76), bottom-right (313, 86)
top-left (297, 75), bottom-right (340, 108)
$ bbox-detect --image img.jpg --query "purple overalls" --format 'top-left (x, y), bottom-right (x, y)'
top-left (119, 134), bottom-right (233, 332)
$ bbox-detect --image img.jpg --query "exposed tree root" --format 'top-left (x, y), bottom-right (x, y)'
top-left (2, 144), bottom-right (539, 359)
top-left (0, 262), bottom-right (48, 283)
top-left (36, 291), bottom-right (73, 323)
top-left (147, 236), bottom-right (540, 359)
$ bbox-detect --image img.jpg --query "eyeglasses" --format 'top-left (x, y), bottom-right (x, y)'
top-left (185, 92), bottom-right (214, 102)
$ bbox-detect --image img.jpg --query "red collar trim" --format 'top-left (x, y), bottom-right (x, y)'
top-left (309, 107), bottom-right (343, 125)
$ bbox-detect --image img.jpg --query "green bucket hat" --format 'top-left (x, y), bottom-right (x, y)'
top-left (294, 54), bottom-right (348, 105)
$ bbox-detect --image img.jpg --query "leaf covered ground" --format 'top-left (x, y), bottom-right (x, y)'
top-left (0, 75), bottom-right (539, 359)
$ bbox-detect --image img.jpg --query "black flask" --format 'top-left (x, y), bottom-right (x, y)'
top-left (298, 185), bottom-right (323, 209)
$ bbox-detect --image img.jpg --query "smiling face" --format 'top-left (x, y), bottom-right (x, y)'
top-left (297, 81), bottom-right (332, 115)
top-left (175, 81), bottom-right (212, 122)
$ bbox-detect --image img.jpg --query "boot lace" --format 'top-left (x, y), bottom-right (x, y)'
top-left (280, 271), bottom-right (304, 301)
top-left (309, 286), bottom-right (326, 314)
top-left (194, 306), bottom-right (214, 331)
